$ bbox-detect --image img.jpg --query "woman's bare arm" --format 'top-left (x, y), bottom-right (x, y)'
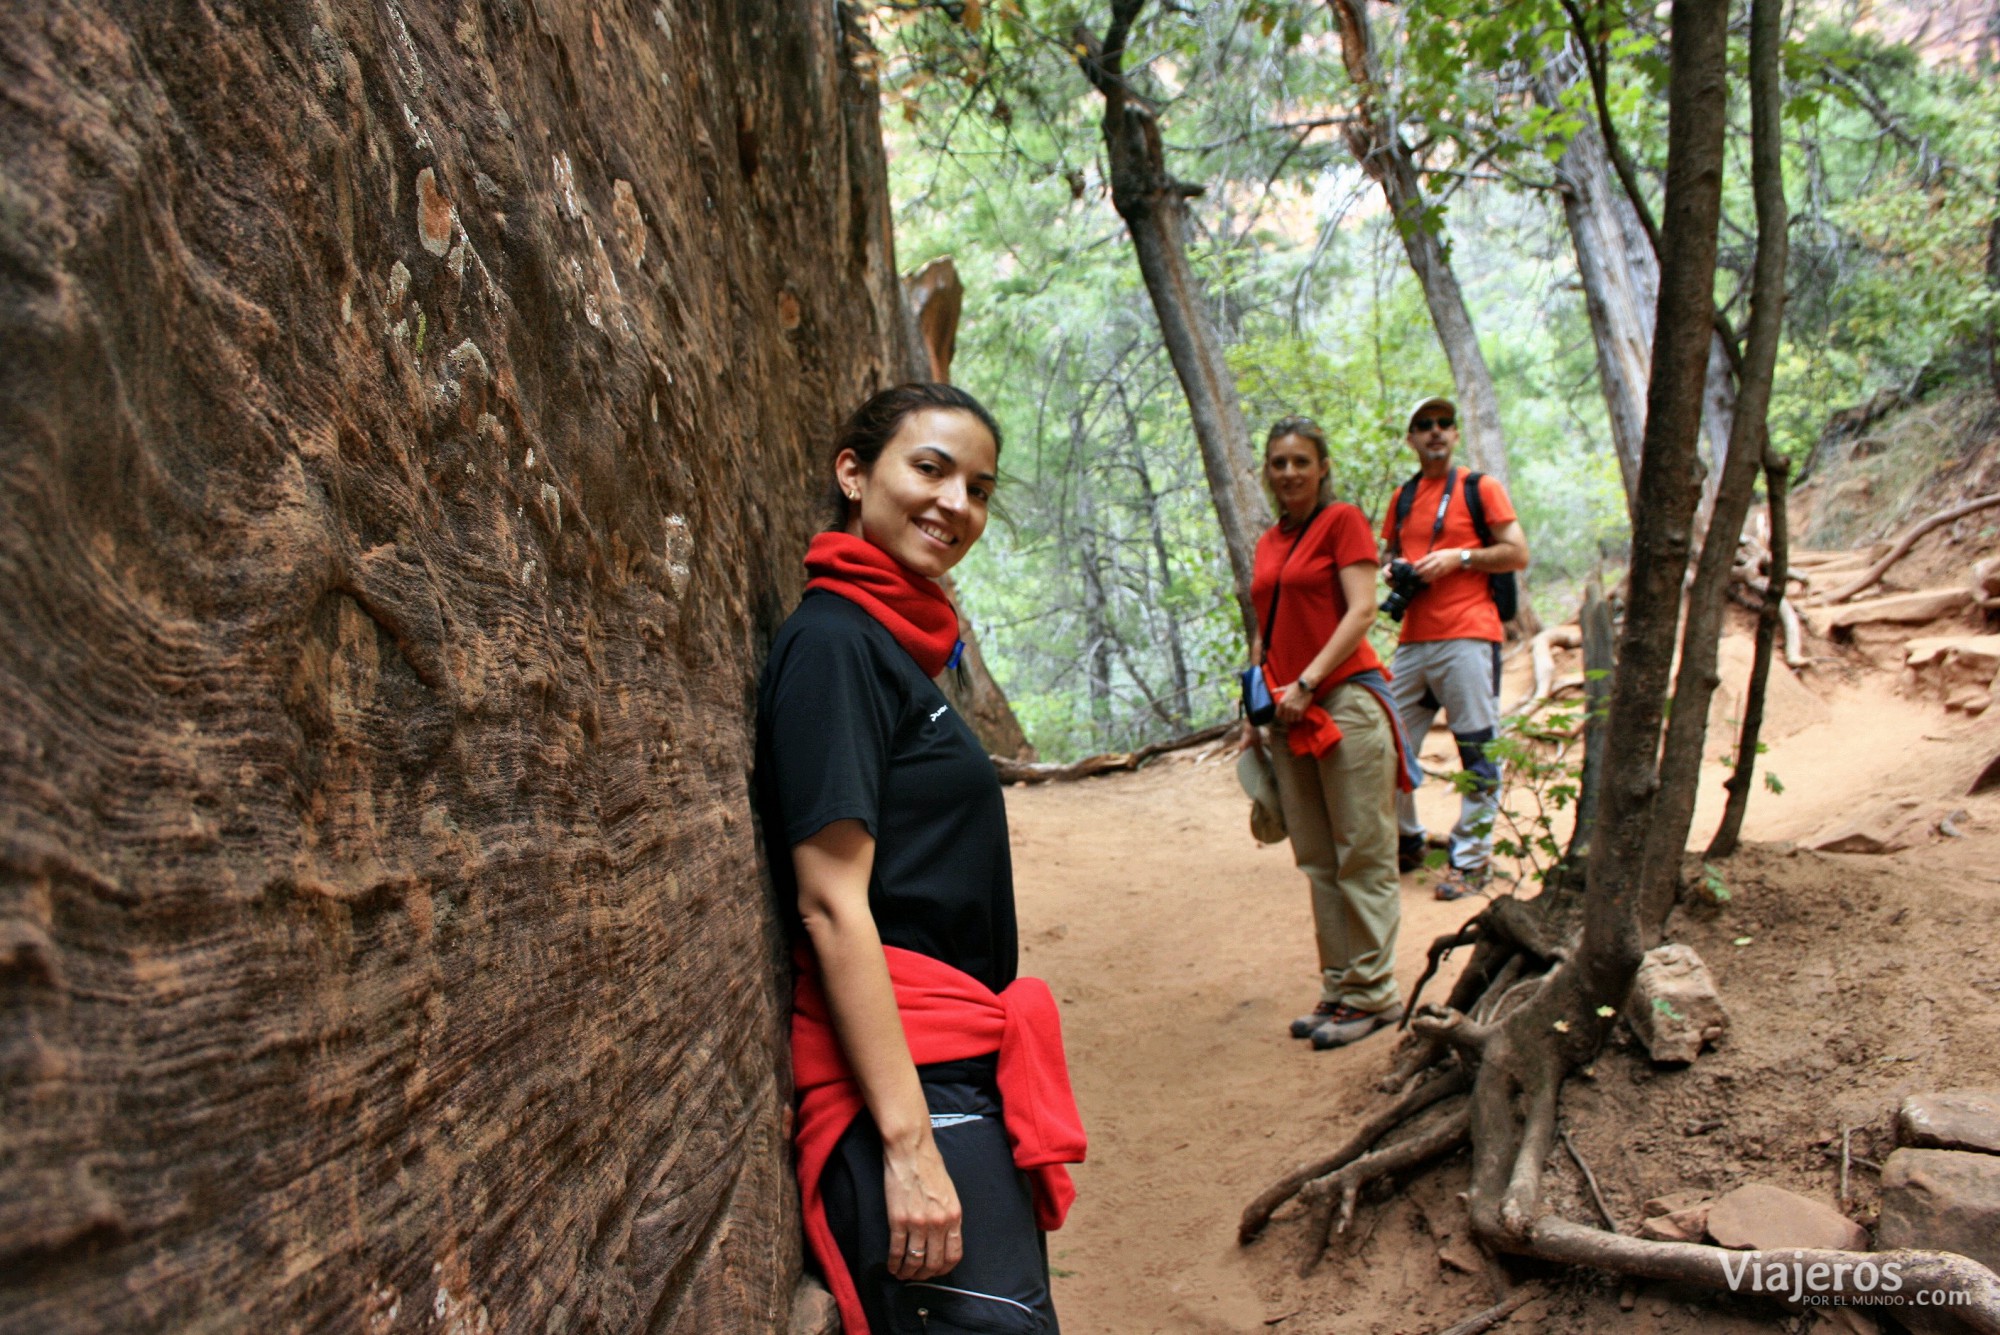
top-left (794, 819), bottom-right (963, 1279)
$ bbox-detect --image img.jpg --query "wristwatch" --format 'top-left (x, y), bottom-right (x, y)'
top-left (1298, 672), bottom-right (1317, 693)
top-left (1459, 549), bottom-right (1474, 569)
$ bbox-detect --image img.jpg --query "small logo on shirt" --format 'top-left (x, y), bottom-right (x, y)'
top-left (929, 705), bottom-right (949, 722)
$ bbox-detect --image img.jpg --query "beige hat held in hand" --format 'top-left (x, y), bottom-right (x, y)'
top-left (1237, 744), bottom-right (1287, 845)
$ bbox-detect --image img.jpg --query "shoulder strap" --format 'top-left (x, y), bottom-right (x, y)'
top-left (1389, 475), bottom-right (1423, 558)
top-left (1262, 505), bottom-right (1325, 647)
top-left (1463, 470), bottom-right (1496, 546)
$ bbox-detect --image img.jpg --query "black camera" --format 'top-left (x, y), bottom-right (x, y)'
top-left (1381, 559), bottom-right (1428, 622)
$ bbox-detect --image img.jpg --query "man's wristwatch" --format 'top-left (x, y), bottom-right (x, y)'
top-left (1459, 549), bottom-right (1474, 569)
top-left (1298, 672), bottom-right (1317, 693)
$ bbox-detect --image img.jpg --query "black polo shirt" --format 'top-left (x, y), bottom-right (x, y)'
top-left (755, 590), bottom-right (1018, 992)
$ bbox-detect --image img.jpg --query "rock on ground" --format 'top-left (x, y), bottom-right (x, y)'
top-left (1704, 1182), bottom-right (1869, 1252)
top-left (1898, 1090), bottom-right (2000, 1155)
top-left (1877, 1149), bottom-right (2000, 1274)
top-left (1637, 1191), bottom-right (1713, 1243)
top-left (1627, 943), bottom-right (1729, 1063)
top-left (0, 1), bottom-right (911, 1329)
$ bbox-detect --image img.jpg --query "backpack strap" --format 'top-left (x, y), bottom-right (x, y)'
top-left (1388, 474), bottom-right (1423, 559)
top-left (1463, 470), bottom-right (1496, 548)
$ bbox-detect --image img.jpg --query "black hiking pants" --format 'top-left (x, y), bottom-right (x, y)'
top-left (820, 1055), bottom-right (1059, 1334)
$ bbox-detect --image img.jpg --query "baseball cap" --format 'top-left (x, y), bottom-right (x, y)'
top-left (1404, 395), bottom-right (1458, 432)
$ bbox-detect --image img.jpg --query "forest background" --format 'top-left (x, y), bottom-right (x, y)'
top-left (870, 0), bottom-right (2000, 760)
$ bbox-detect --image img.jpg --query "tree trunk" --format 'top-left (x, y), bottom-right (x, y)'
top-left (1131, 443), bottom-right (1193, 723)
top-left (1074, 0), bottom-right (1270, 637)
top-left (1330, 0), bottom-right (1511, 492)
top-left (1576, 0), bottom-right (1733, 1003)
top-left (1709, 454), bottom-right (1791, 859)
top-left (0, 1), bottom-right (909, 1327)
top-left (1639, 0), bottom-right (1790, 932)
top-left (1537, 63), bottom-right (1737, 515)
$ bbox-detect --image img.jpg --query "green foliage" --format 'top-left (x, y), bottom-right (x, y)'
top-left (1463, 705), bottom-right (1586, 890)
top-left (1755, 29), bottom-right (1999, 459)
top-left (869, 0), bottom-right (1995, 759)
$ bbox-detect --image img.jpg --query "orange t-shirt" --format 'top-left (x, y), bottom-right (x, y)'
top-left (1251, 504), bottom-right (1383, 692)
top-left (1378, 468), bottom-right (1516, 644)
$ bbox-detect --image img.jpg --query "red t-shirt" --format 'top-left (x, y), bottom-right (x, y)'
top-left (1379, 468), bottom-right (1517, 644)
top-left (1251, 504), bottom-right (1382, 693)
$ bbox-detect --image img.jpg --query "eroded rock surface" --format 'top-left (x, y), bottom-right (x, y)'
top-left (1, 1), bottom-right (909, 1328)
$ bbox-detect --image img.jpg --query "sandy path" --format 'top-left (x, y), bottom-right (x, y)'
top-left (1007, 748), bottom-right (1483, 1332)
top-left (1002, 639), bottom-right (2000, 1333)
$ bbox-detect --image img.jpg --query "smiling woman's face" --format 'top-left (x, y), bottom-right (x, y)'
top-left (836, 408), bottom-right (998, 579)
top-left (1265, 432), bottom-right (1328, 518)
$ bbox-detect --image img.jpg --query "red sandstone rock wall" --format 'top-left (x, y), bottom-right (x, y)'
top-left (0, 2), bottom-right (909, 1328)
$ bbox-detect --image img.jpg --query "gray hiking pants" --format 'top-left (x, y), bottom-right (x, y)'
top-left (1388, 638), bottom-right (1503, 874)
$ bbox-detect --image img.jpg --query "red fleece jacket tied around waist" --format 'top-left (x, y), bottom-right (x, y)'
top-left (792, 946), bottom-right (1087, 1335)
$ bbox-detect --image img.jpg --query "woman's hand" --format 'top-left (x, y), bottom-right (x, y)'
top-left (883, 1134), bottom-right (964, 1281)
top-left (794, 821), bottom-right (964, 1282)
top-left (1275, 678), bottom-right (1313, 724)
top-left (1234, 718), bottom-right (1259, 754)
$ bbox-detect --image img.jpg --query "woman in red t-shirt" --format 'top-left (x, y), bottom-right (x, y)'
top-left (1244, 417), bottom-right (1416, 1050)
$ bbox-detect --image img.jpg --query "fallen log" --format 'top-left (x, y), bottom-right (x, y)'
top-left (1812, 492), bottom-right (2000, 604)
top-left (990, 720), bottom-right (1235, 784)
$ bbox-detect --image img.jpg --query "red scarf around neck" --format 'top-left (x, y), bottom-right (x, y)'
top-left (804, 531), bottom-right (962, 678)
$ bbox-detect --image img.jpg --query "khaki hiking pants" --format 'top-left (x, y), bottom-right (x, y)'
top-left (1269, 680), bottom-right (1403, 1014)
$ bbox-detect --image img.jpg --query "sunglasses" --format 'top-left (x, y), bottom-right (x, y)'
top-left (1411, 415), bottom-right (1456, 432)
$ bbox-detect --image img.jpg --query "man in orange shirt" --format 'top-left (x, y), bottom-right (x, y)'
top-left (1378, 396), bottom-right (1531, 901)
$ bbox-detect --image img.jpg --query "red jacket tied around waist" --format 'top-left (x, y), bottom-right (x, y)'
top-left (791, 945), bottom-right (1088, 1335)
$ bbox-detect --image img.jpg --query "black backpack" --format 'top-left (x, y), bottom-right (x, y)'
top-left (1391, 468), bottom-right (1519, 623)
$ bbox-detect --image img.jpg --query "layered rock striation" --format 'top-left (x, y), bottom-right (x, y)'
top-left (0, 1), bottom-right (910, 1328)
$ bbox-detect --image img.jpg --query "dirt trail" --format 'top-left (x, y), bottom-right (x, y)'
top-left (1005, 628), bottom-right (2000, 1334)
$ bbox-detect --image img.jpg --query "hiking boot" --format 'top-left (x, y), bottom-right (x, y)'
top-left (1310, 1004), bottom-right (1397, 1050)
top-left (1397, 833), bottom-right (1428, 874)
top-left (1435, 865), bottom-right (1491, 902)
top-left (1290, 1000), bottom-right (1343, 1039)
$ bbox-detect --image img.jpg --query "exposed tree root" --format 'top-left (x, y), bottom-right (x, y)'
top-left (1238, 1064), bottom-right (1472, 1243)
top-left (1810, 491), bottom-right (2000, 605)
top-left (1521, 1219), bottom-right (2000, 1333)
top-left (1298, 1103), bottom-right (1473, 1275)
top-left (1399, 923), bottom-right (1485, 1030)
top-left (1430, 1283), bottom-right (1546, 1335)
